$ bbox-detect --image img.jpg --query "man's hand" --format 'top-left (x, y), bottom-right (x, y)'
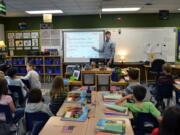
top-left (107, 58), bottom-right (112, 66)
top-left (92, 46), bottom-right (96, 50)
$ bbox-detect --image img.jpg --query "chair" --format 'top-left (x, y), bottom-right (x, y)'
top-left (0, 104), bottom-right (13, 123)
top-left (134, 113), bottom-right (159, 135)
top-left (25, 112), bottom-right (50, 135)
top-left (21, 79), bottom-right (31, 89)
top-left (96, 74), bottom-right (111, 91)
top-left (8, 85), bottom-right (25, 106)
top-left (82, 74), bottom-right (96, 86)
top-left (155, 83), bottom-right (173, 111)
top-left (149, 59), bottom-right (165, 80)
top-left (175, 90), bottom-right (180, 106)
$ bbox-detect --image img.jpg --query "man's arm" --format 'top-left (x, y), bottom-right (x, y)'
top-left (92, 45), bottom-right (104, 53)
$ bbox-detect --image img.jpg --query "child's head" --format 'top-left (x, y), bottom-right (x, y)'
top-left (132, 85), bottom-right (147, 102)
top-left (159, 106), bottom-right (180, 135)
top-left (162, 63), bottom-right (172, 74)
top-left (128, 68), bottom-right (139, 81)
top-left (26, 62), bottom-right (34, 72)
top-left (0, 78), bottom-right (8, 97)
top-left (7, 68), bottom-right (17, 78)
top-left (0, 71), bottom-right (5, 79)
top-left (28, 88), bottom-right (42, 103)
top-left (50, 76), bottom-right (64, 98)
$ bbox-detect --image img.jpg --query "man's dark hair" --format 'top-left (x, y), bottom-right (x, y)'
top-left (28, 88), bottom-right (42, 103)
top-left (133, 85), bottom-right (146, 101)
top-left (105, 31), bottom-right (111, 35)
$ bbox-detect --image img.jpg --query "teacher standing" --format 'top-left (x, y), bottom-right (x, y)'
top-left (92, 31), bottom-right (115, 67)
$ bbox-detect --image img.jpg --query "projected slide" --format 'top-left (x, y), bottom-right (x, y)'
top-left (64, 31), bottom-right (104, 62)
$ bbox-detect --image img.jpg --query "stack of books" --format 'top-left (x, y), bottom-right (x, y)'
top-left (61, 106), bottom-right (89, 122)
top-left (96, 119), bottom-right (125, 134)
top-left (66, 90), bottom-right (86, 103)
top-left (102, 93), bottom-right (122, 102)
top-left (104, 104), bottom-right (128, 116)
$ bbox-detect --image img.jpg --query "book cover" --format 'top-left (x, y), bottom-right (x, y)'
top-left (66, 90), bottom-right (86, 103)
top-left (61, 106), bottom-right (88, 122)
top-left (96, 119), bottom-right (125, 134)
top-left (104, 104), bottom-right (127, 113)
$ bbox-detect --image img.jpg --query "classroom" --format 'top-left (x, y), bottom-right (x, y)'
top-left (0, 0), bottom-right (180, 135)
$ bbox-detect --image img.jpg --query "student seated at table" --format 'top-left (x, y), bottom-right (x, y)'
top-left (151, 106), bottom-right (180, 135)
top-left (49, 76), bottom-right (67, 115)
top-left (116, 85), bottom-right (161, 121)
top-left (0, 78), bottom-right (24, 131)
top-left (5, 68), bottom-right (28, 97)
top-left (21, 62), bottom-right (41, 89)
top-left (0, 70), bottom-right (5, 79)
top-left (124, 68), bottom-right (140, 96)
top-left (25, 88), bottom-right (53, 116)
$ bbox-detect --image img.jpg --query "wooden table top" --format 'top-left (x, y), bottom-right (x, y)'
top-left (39, 116), bottom-right (89, 135)
top-left (40, 91), bottom-right (134, 135)
top-left (144, 64), bottom-right (180, 70)
top-left (81, 68), bottom-right (112, 74)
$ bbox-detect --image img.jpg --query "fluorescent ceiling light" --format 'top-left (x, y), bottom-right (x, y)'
top-left (102, 7), bottom-right (141, 12)
top-left (178, 9), bottom-right (180, 10)
top-left (26, 10), bottom-right (63, 14)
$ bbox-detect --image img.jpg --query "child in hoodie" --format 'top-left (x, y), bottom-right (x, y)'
top-left (25, 88), bottom-right (53, 116)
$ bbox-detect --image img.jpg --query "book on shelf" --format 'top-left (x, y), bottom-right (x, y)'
top-left (96, 119), bottom-right (126, 134)
top-left (61, 106), bottom-right (88, 122)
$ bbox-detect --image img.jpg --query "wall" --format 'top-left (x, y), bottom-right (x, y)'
top-left (3, 13), bottom-right (180, 31)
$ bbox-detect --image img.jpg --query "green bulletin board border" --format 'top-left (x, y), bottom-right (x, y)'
top-left (6, 30), bottom-right (41, 55)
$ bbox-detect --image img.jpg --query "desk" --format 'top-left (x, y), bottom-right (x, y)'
top-left (95, 92), bottom-right (133, 119)
top-left (86, 117), bottom-right (134, 135)
top-left (39, 116), bottom-right (89, 135)
top-left (81, 68), bottom-right (112, 74)
top-left (144, 64), bottom-right (180, 84)
top-left (171, 64), bottom-right (180, 70)
top-left (47, 91), bottom-right (134, 135)
top-left (86, 91), bottom-right (134, 135)
top-left (111, 79), bottom-right (128, 86)
top-left (68, 80), bottom-right (82, 91)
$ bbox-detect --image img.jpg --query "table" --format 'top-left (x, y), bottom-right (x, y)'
top-left (144, 64), bottom-right (180, 84)
top-left (81, 68), bottom-right (112, 74)
top-left (40, 91), bottom-right (134, 135)
top-left (39, 116), bottom-right (89, 135)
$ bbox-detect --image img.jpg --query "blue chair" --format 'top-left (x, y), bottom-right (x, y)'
top-left (0, 104), bottom-right (13, 123)
top-left (134, 113), bottom-right (159, 135)
top-left (8, 85), bottom-right (25, 106)
top-left (175, 90), bottom-right (180, 106)
top-left (25, 112), bottom-right (50, 135)
top-left (21, 79), bottom-right (31, 90)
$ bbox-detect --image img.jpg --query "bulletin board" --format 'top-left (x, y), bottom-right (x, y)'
top-left (6, 30), bottom-right (40, 51)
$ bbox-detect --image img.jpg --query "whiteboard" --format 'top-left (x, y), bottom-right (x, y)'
top-left (106, 27), bottom-right (176, 62)
top-left (63, 30), bottom-right (104, 63)
top-left (48, 27), bottom-right (177, 63)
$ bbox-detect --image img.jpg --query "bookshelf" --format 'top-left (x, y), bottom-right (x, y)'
top-left (7, 55), bottom-right (62, 83)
